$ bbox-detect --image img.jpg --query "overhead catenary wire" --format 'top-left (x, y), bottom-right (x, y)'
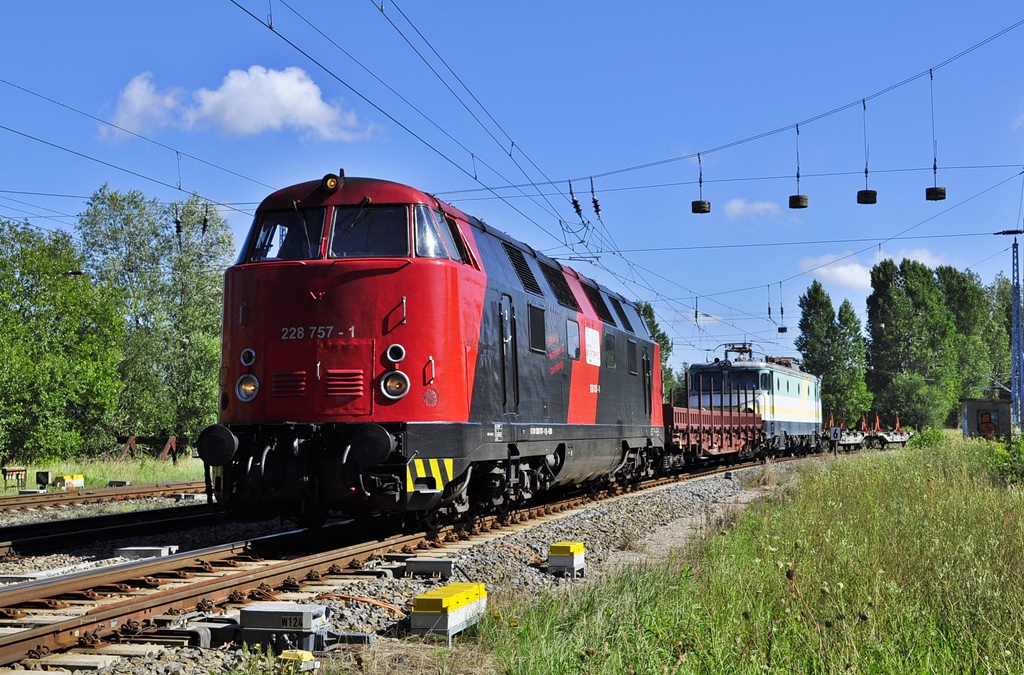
top-left (276, 0), bottom-right (568, 228)
top-left (234, 0), bottom-right (1024, 338)
top-left (436, 164), bottom-right (1024, 199)
top-left (0, 123), bottom-right (254, 219)
top-left (7, 6), bottom-right (1015, 364)
top-left (371, 0), bottom-right (577, 230)
top-left (698, 169), bottom-right (1024, 298)
top-left (228, 0), bottom-right (572, 253)
top-left (0, 78), bottom-right (278, 193)
top-left (430, 15), bottom-right (1024, 197)
top-left (385, 0), bottom-right (637, 258)
top-left (376, 0), bottom-right (625, 257)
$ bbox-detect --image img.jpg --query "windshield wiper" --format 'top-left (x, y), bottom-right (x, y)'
top-left (333, 197), bottom-right (372, 251)
top-left (292, 200), bottom-right (313, 256)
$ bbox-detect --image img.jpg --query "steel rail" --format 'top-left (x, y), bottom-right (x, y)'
top-left (0, 482), bottom-right (206, 512)
top-left (0, 455), bottom-right (805, 665)
top-left (0, 527), bottom-right (432, 663)
top-left (0, 504), bottom-right (217, 556)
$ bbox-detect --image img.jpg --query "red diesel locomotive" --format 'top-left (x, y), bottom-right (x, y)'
top-left (196, 173), bottom-right (665, 524)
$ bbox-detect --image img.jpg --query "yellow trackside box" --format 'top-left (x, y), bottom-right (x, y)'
top-left (54, 475), bottom-right (84, 490)
top-left (279, 650), bottom-right (319, 672)
top-left (548, 541), bottom-right (586, 578)
top-left (549, 542), bottom-right (585, 556)
top-left (410, 583), bottom-right (487, 642)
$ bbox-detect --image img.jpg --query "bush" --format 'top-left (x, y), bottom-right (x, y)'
top-left (906, 426), bottom-right (944, 450)
top-left (985, 434), bottom-right (1024, 485)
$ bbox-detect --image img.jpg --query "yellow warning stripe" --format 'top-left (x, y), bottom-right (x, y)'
top-left (406, 458), bottom-right (456, 493)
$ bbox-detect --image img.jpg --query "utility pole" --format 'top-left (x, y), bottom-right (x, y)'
top-left (996, 230), bottom-right (1024, 431)
top-left (1015, 238), bottom-right (1024, 431)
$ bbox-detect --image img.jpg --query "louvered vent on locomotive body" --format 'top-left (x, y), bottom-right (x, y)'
top-left (273, 371), bottom-right (307, 397)
top-left (608, 296), bottom-right (634, 333)
top-left (539, 262), bottom-right (581, 310)
top-left (502, 242), bottom-right (544, 296)
top-left (580, 282), bottom-right (617, 326)
top-left (325, 370), bottom-right (364, 397)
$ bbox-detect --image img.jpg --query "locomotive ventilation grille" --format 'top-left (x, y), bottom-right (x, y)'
top-left (273, 371), bottom-right (307, 397)
top-left (326, 369), bottom-right (365, 397)
top-left (608, 296), bottom-right (634, 333)
top-left (502, 242), bottom-right (544, 296)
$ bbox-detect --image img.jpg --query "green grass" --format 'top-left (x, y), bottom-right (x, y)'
top-left (1, 455), bottom-right (205, 491)
top-left (480, 437), bottom-right (1024, 674)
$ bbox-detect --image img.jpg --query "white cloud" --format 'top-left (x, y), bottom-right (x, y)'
top-left (798, 247), bottom-right (947, 291)
top-left (723, 198), bottom-right (780, 218)
top-left (104, 67), bottom-right (370, 142)
top-left (184, 66), bottom-right (368, 141)
top-left (893, 247), bottom-right (946, 268)
top-left (104, 72), bottom-right (181, 139)
top-left (798, 251), bottom-right (872, 290)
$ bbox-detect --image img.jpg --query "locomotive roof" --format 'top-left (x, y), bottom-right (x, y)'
top-left (255, 175), bottom-right (647, 321)
top-left (690, 358), bottom-right (816, 377)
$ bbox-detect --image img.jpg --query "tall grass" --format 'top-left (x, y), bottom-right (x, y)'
top-left (482, 438), bottom-right (1024, 673)
top-left (1, 455), bottom-right (205, 491)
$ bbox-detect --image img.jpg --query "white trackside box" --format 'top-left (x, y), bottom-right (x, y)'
top-left (548, 541), bottom-right (585, 578)
top-left (410, 583), bottom-right (487, 642)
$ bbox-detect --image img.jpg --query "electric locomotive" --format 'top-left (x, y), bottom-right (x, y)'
top-left (684, 345), bottom-right (823, 460)
top-left (196, 173), bottom-right (664, 524)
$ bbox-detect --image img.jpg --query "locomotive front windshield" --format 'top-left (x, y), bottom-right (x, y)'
top-left (689, 370), bottom-right (759, 392)
top-left (248, 208), bottom-right (327, 262)
top-left (330, 205), bottom-right (409, 258)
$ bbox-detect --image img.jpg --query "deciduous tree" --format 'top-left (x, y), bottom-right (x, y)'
top-left (76, 186), bottom-right (235, 443)
top-left (866, 258), bottom-right (958, 428)
top-left (0, 220), bottom-right (123, 460)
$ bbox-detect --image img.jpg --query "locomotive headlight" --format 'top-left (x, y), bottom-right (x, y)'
top-left (240, 348), bottom-right (257, 367)
top-left (236, 374), bottom-right (260, 402)
top-left (321, 173), bottom-right (340, 191)
top-left (380, 370), bottom-right (410, 400)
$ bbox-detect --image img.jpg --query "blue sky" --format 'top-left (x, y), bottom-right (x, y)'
top-left (2, 1), bottom-right (1024, 371)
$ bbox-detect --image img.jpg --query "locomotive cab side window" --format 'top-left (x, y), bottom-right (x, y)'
top-left (249, 208), bottom-right (326, 262)
top-left (760, 373), bottom-right (771, 390)
top-left (439, 213), bottom-right (479, 268)
top-left (604, 333), bottom-right (616, 368)
top-left (529, 305), bottom-right (546, 353)
top-left (413, 205), bottom-right (450, 259)
top-left (433, 209), bottom-right (471, 264)
top-left (330, 205), bottom-right (409, 258)
top-left (627, 340), bottom-right (638, 375)
top-left (567, 320), bottom-right (580, 360)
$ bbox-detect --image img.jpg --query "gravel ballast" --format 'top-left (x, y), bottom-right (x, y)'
top-left (1, 462), bottom-right (799, 675)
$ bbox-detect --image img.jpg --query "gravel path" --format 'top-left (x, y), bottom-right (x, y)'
top-left (1, 460), bottom-right (804, 674)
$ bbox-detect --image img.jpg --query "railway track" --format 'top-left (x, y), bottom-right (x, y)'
top-left (0, 481), bottom-right (206, 513)
top-left (0, 458), bottom-right (782, 666)
top-left (0, 504), bottom-right (217, 557)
